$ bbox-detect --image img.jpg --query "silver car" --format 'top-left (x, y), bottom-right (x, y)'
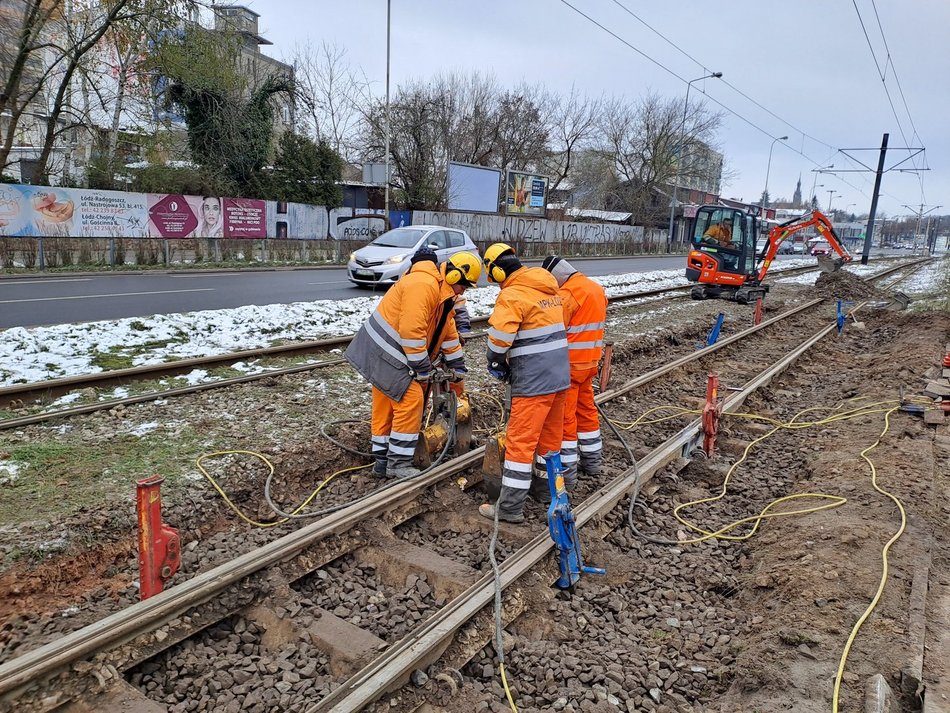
top-left (347, 225), bottom-right (479, 287)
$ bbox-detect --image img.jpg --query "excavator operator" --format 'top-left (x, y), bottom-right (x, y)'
top-left (703, 217), bottom-right (735, 248)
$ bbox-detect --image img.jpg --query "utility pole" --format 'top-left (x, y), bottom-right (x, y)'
top-left (861, 133), bottom-right (888, 265)
top-left (384, 0), bottom-right (392, 220)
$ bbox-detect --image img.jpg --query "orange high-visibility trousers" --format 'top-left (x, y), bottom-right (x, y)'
top-left (561, 366), bottom-right (601, 483)
top-left (502, 391), bottom-right (566, 491)
top-left (371, 382), bottom-right (425, 469)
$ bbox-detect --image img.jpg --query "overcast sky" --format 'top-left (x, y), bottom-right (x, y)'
top-left (248, 0), bottom-right (948, 223)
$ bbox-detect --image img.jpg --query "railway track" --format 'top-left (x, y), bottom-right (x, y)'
top-left (0, 258), bottom-right (932, 713)
top-left (0, 261), bottom-right (916, 431)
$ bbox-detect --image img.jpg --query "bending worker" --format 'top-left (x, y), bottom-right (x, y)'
top-left (346, 247), bottom-right (481, 478)
top-left (542, 255), bottom-right (608, 489)
top-left (479, 243), bottom-right (569, 523)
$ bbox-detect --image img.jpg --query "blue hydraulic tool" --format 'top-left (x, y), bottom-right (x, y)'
top-left (697, 312), bottom-right (726, 349)
top-left (836, 300), bottom-right (854, 334)
top-left (544, 452), bottom-right (605, 590)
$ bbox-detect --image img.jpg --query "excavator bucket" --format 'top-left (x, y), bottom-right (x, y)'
top-left (817, 255), bottom-right (845, 273)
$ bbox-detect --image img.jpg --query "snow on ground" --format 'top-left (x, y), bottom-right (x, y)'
top-left (0, 260), bottom-right (937, 388)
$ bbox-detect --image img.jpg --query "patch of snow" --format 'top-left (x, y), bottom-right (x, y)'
top-left (50, 392), bottom-right (82, 406)
top-left (0, 460), bottom-right (21, 486)
top-left (128, 422), bottom-right (160, 437)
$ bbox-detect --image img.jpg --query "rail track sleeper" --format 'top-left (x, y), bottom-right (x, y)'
top-left (310, 309), bottom-right (842, 712)
top-left (0, 259), bottom-right (931, 711)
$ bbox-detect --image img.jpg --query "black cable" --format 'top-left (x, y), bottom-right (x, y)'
top-left (320, 419), bottom-right (375, 459)
top-left (598, 404), bottom-right (681, 546)
top-left (267, 393), bottom-right (459, 520)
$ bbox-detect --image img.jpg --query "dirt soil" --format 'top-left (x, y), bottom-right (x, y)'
top-left (0, 261), bottom-right (946, 713)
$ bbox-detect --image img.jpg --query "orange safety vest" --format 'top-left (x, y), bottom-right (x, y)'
top-left (559, 272), bottom-right (608, 370)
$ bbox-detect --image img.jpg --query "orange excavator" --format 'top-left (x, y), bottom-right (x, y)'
top-left (685, 206), bottom-right (852, 303)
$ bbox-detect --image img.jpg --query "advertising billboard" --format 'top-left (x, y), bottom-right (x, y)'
top-left (505, 170), bottom-right (548, 217)
top-left (447, 162), bottom-right (502, 214)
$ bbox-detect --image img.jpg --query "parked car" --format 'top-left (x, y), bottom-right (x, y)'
top-left (776, 240), bottom-right (796, 254)
top-left (347, 225), bottom-right (479, 287)
top-left (810, 241), bottom-right (832, 256)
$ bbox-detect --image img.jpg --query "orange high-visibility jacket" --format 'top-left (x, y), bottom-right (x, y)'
top-left (346, 261), bottom-right (463, 400)
top-left (559, 272), bottom-right (608, 371)
top-left (487, 267), bottom-right (570, 397)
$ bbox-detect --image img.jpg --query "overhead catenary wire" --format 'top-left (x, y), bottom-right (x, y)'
top-left (557, 0), bottom-right (924, 209)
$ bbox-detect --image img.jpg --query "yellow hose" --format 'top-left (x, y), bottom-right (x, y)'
top-left (609, 397), bottom-right (912, 709)
top-left (196, 450), bottom-right (368, 528)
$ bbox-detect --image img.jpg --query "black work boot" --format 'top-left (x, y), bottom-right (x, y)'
top-left (372, 458), bottom-right (387, 478)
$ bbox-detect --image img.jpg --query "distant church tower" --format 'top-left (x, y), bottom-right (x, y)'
top-left (793, 176), bottom-right (802, 208)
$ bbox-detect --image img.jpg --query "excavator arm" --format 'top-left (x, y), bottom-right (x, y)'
top-left (755, 210), bottom-right (853, 282)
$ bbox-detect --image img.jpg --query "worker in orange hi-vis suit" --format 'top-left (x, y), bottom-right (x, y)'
top-left (542, 255), bottom-right (608, 490)
top-left (346, 247), bottom-right (480, 479)
top-left (478, 243), bottom-right (570, 524)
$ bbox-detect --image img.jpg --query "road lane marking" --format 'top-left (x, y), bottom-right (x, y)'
top-left (0, 288), bottom-right (215, 304)
top-left (0, 278), bottom-right (93, 285)
top-left (307, 280), bottom-right (353, 286)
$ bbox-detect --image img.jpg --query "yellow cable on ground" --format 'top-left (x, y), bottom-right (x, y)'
top-left (609, 396), bottom-right (912, 708)
top-left (196, 450), bottom-right (368, 528)
top-left (831, 405), bottom-right (905, 713)
top-left (499, 663), bottom-right (519, 712)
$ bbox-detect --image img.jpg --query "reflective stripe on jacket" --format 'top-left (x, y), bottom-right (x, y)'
top-left (487, 266), bottom-right (569, 397)
top-left (559, 272), bottom-right (608, 370)
top-left (346, 261), bottom-right (463, 401)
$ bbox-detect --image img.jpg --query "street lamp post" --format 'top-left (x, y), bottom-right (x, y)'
top-left (762, 136), bottom-right (787, 209)
top-left (826, 189), bottom-right (838, 214)
top-left (809, 164), bottom-right (833, 206)
top-left (666, 71), bottom-right (722, 253)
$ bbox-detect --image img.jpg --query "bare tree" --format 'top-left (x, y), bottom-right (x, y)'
top-left (597, 91), bottom-right (723, 224)
top-left (0, 0), bottom-right (196, 183)
top-left (290, 40), bottom-right (367, 162)
top-left (541, 86), bottom-right (600, 193)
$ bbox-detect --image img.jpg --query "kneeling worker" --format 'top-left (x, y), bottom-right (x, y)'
top-left (479, 243), bottom-right (570, 523)
top-left (542, 255), bottom-right (608, 488)
top-left (346, 248), bottom-right (481, 478)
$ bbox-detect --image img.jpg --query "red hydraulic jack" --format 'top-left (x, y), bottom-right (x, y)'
top-left (753, 298), bottom-right (763, 326)
top-left (136, 476), bottom-right (181, 601)
top-left (701, 373), bottom-right (722, 457)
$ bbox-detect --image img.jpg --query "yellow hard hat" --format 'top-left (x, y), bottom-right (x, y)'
top-left (444, 250), bottom-right (482, 286)
top-left (483, 242), bottom-right (515, 283)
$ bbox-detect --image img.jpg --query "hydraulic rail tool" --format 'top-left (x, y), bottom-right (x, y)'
top-left (544, 452), bottom-right (605, 590)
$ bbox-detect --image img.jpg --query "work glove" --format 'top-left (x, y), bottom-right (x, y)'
top-left (487, 359), bottom-right (510, 382)
top-left (450, 365), bottom-right (467, 383)
top-left (411, 367), bottom-right (430, 383)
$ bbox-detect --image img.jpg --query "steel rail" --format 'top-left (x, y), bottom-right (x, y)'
top-left (0, 261), bottom-right (884, 431)
top-left (0, 284), bottom-right (691, 430)
top-left (313, 310), bottom-right (843, 712)
top-left (0, 283), bottom-right (833, 709)
top-left (0, 259), bottom-right (925, 709)
top-left (0, 262), bottom-right (838, 409)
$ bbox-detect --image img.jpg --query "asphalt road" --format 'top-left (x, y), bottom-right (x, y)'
top-left (0, 251), bottom-right (876, 329)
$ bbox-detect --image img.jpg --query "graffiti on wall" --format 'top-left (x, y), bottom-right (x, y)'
top-left (412, 211), bottom-right (643, 244)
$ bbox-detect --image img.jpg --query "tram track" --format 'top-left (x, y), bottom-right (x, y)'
top-left (0, 258), bottom-right (930, 713)
top-left (0, 262), bottom-right (846, 427)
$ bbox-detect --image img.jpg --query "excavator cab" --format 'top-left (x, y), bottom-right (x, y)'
top-left (686, 207), bottom-right (762, 303)
top-left (686, 206), bottom-right (853, 304)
